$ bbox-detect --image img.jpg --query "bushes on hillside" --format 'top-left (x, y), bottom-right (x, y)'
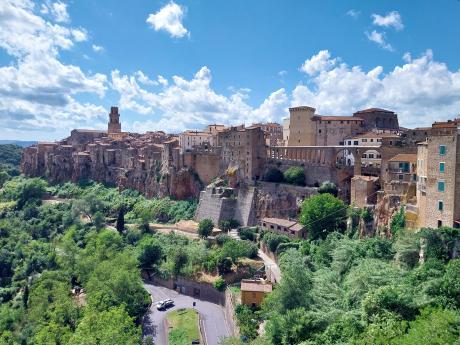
top-left (264, 167), bottom-right (284, 183)
top-left (283, 167), bottom-right (306, 186)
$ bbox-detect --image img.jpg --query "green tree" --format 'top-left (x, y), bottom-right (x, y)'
top-left (70, 306), bottom-right (140, 345)
top-left (300, 193), bottom-right (347, 240)
top-left (283, 167), bottom-right (306, 186)
top-left (138, 237), bottom-right (163, 269)
top-left (198, 218), bottom-right (214, 238)
top-left (264, 167), bottom-right (284, 183)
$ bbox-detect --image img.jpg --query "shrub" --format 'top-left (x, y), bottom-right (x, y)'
top-left (264, 167), bottom-right (284, 183)
top-left (262, 232), bottom-right (290, 253)
top-left (318, 181), bottom-right (338, 197)
top-left (217, 257), bottom-right (233, 274)
top-left (198, 219), bottom-right (214, 238)
top-left (283, 167), bottom-right (306, 186)
top-left (213, 277), bottom-right (226, 291)
top-left (238, 228), bottom-right (256, 241)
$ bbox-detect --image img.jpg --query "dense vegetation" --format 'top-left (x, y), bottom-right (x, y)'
top-left (0, 157), bottom-right (257, 343)
top-left (264, 166), bottom-right (306, 186)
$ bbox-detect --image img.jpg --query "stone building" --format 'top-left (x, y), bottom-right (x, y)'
top-left (416, 121), bottom-right (460, 228)
top-left (218, 125), bottom-right (267, 181)
top-left (252, 122), bottom-right (283, 146)
top-left (259, 217), bottom-right (307, 239)
top-left (179, 130), bottom-right (215, 153)
top-left (285, 106), bottom-right (364, 147)
top-left (352, 108), bottom-right (399, 131)
top-left (341, 132), bottom-right (401, 168)
top-left (241, 279), bottom-right (272, 308)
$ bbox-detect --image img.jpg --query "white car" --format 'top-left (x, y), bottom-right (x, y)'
top-left (156, 298), bottom-right (174, 310)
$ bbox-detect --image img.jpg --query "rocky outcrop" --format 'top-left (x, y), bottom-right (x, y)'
top-left (255, 182), bottom-right (317, 220)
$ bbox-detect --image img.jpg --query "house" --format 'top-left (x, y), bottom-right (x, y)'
top-left (240, 279), bottom-right (273, 308)
top-left (260, 217), bottom-right (307, 239)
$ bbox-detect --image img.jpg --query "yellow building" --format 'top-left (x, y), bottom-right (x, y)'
top-left (240, 279), bottom-right (272, 308)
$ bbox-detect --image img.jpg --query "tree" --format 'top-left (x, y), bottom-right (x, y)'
top-left (116, 205), bottom-right (125, 233)
top-left (299, 193), bottom-right (347, 240)
top-left (92, 211), bottom-right (105, 230)
top-left (70, 306), bottom-right (140, 345)
top-left (318, 181), bottom-right (338, 197)
top-left (283, 167), bottom-right (306, 186)
top-left (264, 167), bottom-right (284, 183)
top-left (138, 237), bottom-right (163, 269)
top-left (198, 218), bottom-right (214, 238)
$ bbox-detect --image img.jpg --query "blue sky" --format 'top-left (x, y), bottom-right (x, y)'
top-left (1, 0), bottom-right (460, 140)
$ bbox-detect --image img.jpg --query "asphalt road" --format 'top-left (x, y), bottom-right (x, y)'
top-left (142, 282), bottom-right (231, 345)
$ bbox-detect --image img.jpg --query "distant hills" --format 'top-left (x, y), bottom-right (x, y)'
top-left (0, 140), bottom-right (37, 147)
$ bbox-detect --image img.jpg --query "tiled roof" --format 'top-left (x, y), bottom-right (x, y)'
top-left (354, 108), bottom-right (394, 114)
top-left (241, 280), bottom-right (273, 293)
top-left (315, 116), bottom-right (363, 121)
top-left (389, 153), bottom-right (417, 163)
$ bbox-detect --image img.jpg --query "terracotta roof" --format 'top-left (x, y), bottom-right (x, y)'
top-left (353, 108), bottom-right (394, 114)
top-left (241, 280), bottom-right (273, 293)
top-left (348, 132), bottom-right (400, 139)
top-left (315, 116), bottom-right (363, 121)
top-left (389, 153), bottom-right (417, 163)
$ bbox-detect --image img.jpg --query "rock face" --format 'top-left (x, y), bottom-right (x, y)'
top-left (255, 181), bottom-right (318, 220)
top-left (21, 130), bottom-right (202, 199)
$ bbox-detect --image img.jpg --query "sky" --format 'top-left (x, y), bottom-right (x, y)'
top-left (1, 0), bottom-right (460, 140)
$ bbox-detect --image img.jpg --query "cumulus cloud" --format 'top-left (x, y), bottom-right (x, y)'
top-left (372, 11), bottom-right (404, 30)
top-left (146, 1), bottom-right (189, 38)
top-left (293, 50), bottom-right (460, 127)
top-left (300, 50), bottom-right (337, 76)
top-left (111, 66), bottom-right (288, 132)
top-left (366, 30), bottom-right (394, 51)
top-left (0, 0), bottom-right (108, 139)
top-left (49, 1), bottom-right (70, 23)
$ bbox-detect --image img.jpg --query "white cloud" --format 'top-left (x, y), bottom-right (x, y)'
top-left (71, 28), bottom-right (87, 42)
top-left (146, 1), bottom-right (189, 38)
top-left (372, 11), bottom-right (404, 30)
top-left (111, 66), bottom-right (288, 132)
top-left (0, 0), bottom-right (108, 139)
top-left (293, 50), bottom-right (460, 127)
top-left (135, 71), bottom-right (158, 86)
top-left (92, 44), bottom-right (104, 53)
top-left (346, 9), bottom-right (360, 18)
top-left (50, 1), bottom-right (70, 23)
top-left (300, 50), bottom-right (337, 76)
top-left (366, 30), bottom-right (394, 51)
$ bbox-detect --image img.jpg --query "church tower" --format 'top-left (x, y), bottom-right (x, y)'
top-left (108, 106), bottom-right (121, 134)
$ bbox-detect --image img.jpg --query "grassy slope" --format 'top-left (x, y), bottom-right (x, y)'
top-left (167, 308), bottom-right (200, 345)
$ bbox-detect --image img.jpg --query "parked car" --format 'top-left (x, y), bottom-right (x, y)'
top-left (156, 298), bottom-right (174, 310)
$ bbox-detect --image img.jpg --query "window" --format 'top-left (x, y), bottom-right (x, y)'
top-left (354, 141), bottom-right (358, 145)
top-left (439, 145), bottom-right (446, 155)
top-left (362, 139), bottom-right (368, 142)
top-left (438, 201), bottom-right (444, 211)
top-left (438, 181), bottom-right (445, 192)
top-left (438, 220), bottom-right (443, 228)
top-left (399, 174), bottom-right (403, 180)
top-left (318, 129), bottom-right (322, 134)
top-left (370, 139), bottom-right (374, 142)
top-left (439, 162), bottom-right (445, 172)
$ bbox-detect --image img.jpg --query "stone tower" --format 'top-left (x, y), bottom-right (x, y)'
top-left (287, 106), bottom-right (316, 146)
top-left (108, 106), bottom-right (121, 134)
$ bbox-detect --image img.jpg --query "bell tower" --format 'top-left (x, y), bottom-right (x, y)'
top-left (108, 106), bottom-right (121, 134)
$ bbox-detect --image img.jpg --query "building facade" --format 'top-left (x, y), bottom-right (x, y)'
top-left (416, 123), bottom-right (460, 228)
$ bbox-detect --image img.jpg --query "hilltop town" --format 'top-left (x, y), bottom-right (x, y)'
top-left (21, 105), bottom-right (458, 233)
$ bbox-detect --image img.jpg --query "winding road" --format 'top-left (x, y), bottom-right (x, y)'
top-left (142, 282), bottom-right (231, 345)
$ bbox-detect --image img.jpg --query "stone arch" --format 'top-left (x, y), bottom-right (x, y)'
top-left (335, 147), bottom-right (355, 167)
